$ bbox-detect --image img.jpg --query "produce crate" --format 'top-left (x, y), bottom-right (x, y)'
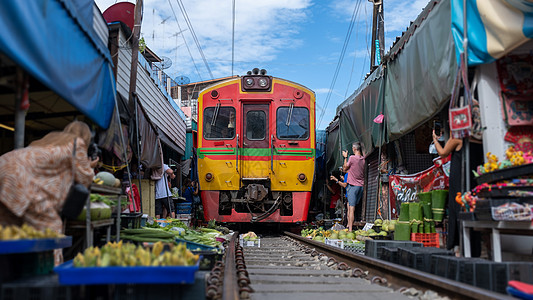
top-left (176, 203), bottom-right (192, 214)
top-left (194, 250), bottom-right (222, 270)
top-left (0, 237), bottom-right (72, 254)
top-left (410, 233), bottom-right (439, 247)
top-left (54, 260), bottom-right (199, 285)
top-left (344, 243), bottom-right (365, 255)
top-left (474, 199), bottom-right (492, 221)
top-left (364, 240), bottom-right (423, 259)
top-left (324, 238), bottom-right (344, 249)
top-left (116, 213), bottom-right (142, 230)
top-left (175, 238), bottom-right (217, 251)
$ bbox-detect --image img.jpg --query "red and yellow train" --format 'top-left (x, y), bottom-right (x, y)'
top-left (197, 68), bottom-right (315, 223)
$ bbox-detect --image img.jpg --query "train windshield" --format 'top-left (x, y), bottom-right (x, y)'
top-left (203, 106), bottom-right (236, 139)
top-left (276, 107), bottom-right (309, 139)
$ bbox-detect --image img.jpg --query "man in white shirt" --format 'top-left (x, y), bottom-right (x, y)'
top-left (155, 164), bottom-right (176, 219)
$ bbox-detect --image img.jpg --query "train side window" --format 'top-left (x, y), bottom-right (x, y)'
top-left (246, 111), bottom-right (266, 140)
top-left (203, 106), bottom-right (236, 139)
top-left (276, 107), bottom-right (309, 140)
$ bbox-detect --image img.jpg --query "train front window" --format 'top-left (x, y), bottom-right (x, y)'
top-left (246, 111), bottom-right (266, 140)
top-left (203, 106), bottom-right (236, 139)
top-left (276, 107), bottom-right (309, 140)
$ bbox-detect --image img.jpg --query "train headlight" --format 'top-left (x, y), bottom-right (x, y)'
top-left (205, 173), bottom-right (214, 182)
top-left (245, 78), bottom-right (254, 86)
top-left (298, 173), bottom-right (307, 182)
top-left (258, 78), bottom-right (268, 87)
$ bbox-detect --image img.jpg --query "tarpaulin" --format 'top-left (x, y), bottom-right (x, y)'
top-left (0, 0), bottom-right (115, 129)
top-left (331, 0), bottom-right (456, 173)
top-left (451, 0), bottom-right (533, 66)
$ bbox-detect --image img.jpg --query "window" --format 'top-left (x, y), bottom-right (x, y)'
top-left (203, 106), bottom-right (236, 139)
top-left (276, 107), bottom-right (309, 139)
top-left (246, 111), bottom-right (266, 140)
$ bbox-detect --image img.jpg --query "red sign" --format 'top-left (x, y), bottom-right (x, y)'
top-left (388, 156), bottom-right (450, 218)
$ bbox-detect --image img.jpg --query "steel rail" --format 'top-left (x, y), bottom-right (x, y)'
top-left (284, 231), bottom-right (513, 300)
top-left (222, 233), bottom-right (239, 300)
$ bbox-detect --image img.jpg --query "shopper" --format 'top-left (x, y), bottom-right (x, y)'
top-left (342, 142), bottom-right (365, 232)
top-left (183, 178), bottom-right (199, 203)
top-left (432, 129), bottom-right (483, 256)
top-left (0, 121), bottom-right (99, 264)
top-left (155, 163), bottom-right (175, 219)
top-left (327, 170), bottom-right (342, 218)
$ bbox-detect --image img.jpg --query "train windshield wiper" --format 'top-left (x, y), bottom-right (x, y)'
top-left (211, 103), bottom-right (220, 126)
top-left (285, 103), bottom-right (294, 127)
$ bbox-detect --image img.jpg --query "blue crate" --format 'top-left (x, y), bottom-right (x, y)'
top-left (175, 203), bottom-right (192, 214)
top-left (54, 260), bottom-right (199, 285)
top-left (175, 238), bottom-right (217, 252)
top-left (0, 237), bottom-right (72, 254)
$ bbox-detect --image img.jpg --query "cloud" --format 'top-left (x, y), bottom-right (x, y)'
top-left (95, 0), bottom-right (313, 81)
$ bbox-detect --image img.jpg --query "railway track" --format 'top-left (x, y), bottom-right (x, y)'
top-left (208, 232), bottom-right (512, 300)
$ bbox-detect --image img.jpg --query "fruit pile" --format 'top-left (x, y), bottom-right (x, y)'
top-left (73, 241), bottom-right (199, 267)
top-left (0, 224), bottom-right (64, 240)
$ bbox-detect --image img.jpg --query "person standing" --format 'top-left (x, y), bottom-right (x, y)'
top-left (155, 163), bottom-right (175, 219)
top-left (342, 142), bottom-right (365, 232)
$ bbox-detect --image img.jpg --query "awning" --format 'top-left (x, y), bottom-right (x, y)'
top-left (0, 0), bottom-right (115, 129)
top-left (451, 0), bottom-right (533, 66)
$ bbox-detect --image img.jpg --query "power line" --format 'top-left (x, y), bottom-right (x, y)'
top-left (317, 0), bottom-right (363, 129)
top-left (167, 0), bottom-right (203, 81)
top-left (231, 0), bottom-right (236, 76)
top-left (175, 0), bottom-right (214, 79)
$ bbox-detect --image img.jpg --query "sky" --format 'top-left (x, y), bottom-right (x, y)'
top-left (94, 0), bottom-right (430, 130)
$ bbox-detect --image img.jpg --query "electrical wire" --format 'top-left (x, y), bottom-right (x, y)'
top-left (231, 0), bottom-right (236, 77)
top-left (344, 1), bottom-right (364, 98)
top-left (168, 0), bottom-right (203, 82)
top-left (317, 0), bottom-right (363, 129)
top-left (176, 0), bottom-right (214, 79)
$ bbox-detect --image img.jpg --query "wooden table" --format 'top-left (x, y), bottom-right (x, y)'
top-left (462, 220), bottom-right (533, 262)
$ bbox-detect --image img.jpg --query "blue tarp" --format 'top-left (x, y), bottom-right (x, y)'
top-left (0, 0), bottom-right (115, 129)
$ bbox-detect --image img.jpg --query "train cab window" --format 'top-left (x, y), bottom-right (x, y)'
top-left (203, 106), bottom-right (236, 139)
top-left (276, 107), bottom-right (309, 140)
top-left (246, 111), bottom-right (266, 140)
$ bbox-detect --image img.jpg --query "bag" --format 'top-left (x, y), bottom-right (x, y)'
top-left (449, 58), bottom-right (473, 139)
top-left (61, 138), bottom-right (90, 219)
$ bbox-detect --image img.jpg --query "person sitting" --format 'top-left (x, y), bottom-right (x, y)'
top-left (0, 121), bottom-right (99, 264)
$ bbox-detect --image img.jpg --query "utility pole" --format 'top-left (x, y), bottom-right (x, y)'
top-left (369, 0), bottom-right (384, 72)
top-left (128, 0), bottom-right (143, 108)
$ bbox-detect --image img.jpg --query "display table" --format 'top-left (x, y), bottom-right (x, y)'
top-left (67, 219), bottom-right (114, 248)
top-left (462, 220), bottom-right (533, 262)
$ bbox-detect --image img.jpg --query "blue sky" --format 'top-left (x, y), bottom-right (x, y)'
top-left (95, 0), bottom-right (430, 130)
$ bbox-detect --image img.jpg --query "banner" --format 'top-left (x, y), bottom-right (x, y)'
top-left (388, 156), bottom-right (450, 218)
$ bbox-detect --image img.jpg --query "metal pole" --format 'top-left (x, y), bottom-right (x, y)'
top-left (14, 68), bottom-right (27, 149)
top-left (463, 0), bottom-right (470, 193)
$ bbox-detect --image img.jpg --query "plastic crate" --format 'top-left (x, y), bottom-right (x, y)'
top-left (411, 233), bottom-right (439, 247)
top-left (324, 238), bottom-right (344, 249)
top-left (398, 247), bottom-right (453, 273)
top-left (474, 199), bottom-right (492, 221)
top-left (0, 251), bottom-right (54, 283)
top-left (344, 243), bottom-right (365, 255)
top-left (1, 274), bottom-right (74, 300)
top-left (54, 260), bottom-right (199, 285)
top-left (239, 237), bottom-right (260, 248)
top-left (176, 203), bottom-right (192, 214)
top-left (194, 251), bottom-right (222, 271)
top-left (364, 240), bottom-right (423, 259)
top-left (175, 238), bottom-right (217, 251)
top-left (379, 247), bottom-right (399, 264)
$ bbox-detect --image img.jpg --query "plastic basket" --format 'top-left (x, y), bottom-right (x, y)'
top-left (343, 243), bottom-right (365, 255)
top-left (411, 233), bottom-right (439, 247)
top-left (175, 238), bottom-right (217, 251)
top-left (239, 237), bottom-right (260, 248)
top-left (365, 240), bottom-right (423, 259)
top-left (379, 247), bottom-right (399, 263)
top-left (491, 199), bottom-right (533, 221)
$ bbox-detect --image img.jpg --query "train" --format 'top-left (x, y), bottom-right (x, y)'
top-left (197, 68), bottom-right (316, 223)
